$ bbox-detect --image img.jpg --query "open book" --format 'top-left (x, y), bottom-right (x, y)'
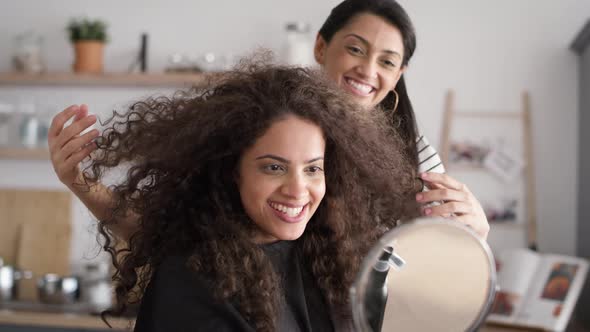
top-left (487, 248), bottom-right (589, 331)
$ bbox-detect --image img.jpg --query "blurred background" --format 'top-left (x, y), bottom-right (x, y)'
top-left (0, 0), bottom-right (589, 330)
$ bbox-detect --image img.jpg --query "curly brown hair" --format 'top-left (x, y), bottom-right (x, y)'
top-left (85, 59), bottom-right (420, 331)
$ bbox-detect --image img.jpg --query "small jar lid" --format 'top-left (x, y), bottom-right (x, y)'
top-left (285, 22), bottom-right (310, 33)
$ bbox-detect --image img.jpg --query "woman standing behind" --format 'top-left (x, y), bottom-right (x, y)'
top-left (314, 0), bottom-right (488, 237)
top-left (48, 0), bottom-right (488, 240)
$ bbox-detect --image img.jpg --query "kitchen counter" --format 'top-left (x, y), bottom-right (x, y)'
top-left (0, 309), bottom-right (132, 331)
top-left (1, 310), bottom-right (587, 331)
top-left (4, 310), bottom-right (513, 332)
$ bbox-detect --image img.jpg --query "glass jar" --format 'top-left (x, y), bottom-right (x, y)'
top-left (19, 102), bottom-right (39, 148)
top-left (35, 104), bottom-right (56, 148)
top-left (12, 31), bottom-right (46, 74)
top-left (0, 103), bottom-right (15, 146)
top-left (282, 22), bottom-right (315, 67)
top-left (80, 262), bottom-right (113, 312)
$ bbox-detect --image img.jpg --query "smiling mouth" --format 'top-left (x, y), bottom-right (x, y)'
top-left (344, 77), bottom-right (375, 96)
top-left (268, 201), bottom-right (308, 223)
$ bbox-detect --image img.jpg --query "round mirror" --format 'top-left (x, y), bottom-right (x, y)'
top-left (350, 217), bottom-right (497, 332)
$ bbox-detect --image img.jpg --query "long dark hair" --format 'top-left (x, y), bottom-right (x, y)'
top-left (86, 60), bottom-right (420, 331)
top-left (318, 0), bottom-right (420, 169)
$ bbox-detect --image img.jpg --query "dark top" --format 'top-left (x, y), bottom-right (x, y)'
top-left (134, 241), bottom-right (335, 332)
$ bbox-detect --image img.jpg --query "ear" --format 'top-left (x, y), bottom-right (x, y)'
top-left (392, 65), bottom-right (408, 91)
top-left (314, 33), bottom-right (327, 65)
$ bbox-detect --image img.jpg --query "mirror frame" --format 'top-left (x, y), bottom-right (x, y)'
top-left (350, 217), bottom-right (497, 332)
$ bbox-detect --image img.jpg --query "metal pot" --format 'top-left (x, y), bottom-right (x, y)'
top-left (0, 262), bottom-right (33, 302)
top-left (37, 274), bottom-right (81, 304)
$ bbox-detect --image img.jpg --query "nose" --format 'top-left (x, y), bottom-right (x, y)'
top-left (280, 172), bottom-right (309, 200)
top-left (355, 58), bottom-right (378, 79)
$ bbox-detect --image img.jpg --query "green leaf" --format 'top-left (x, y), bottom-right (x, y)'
top-left (66, 17), bottom-right (108, 42)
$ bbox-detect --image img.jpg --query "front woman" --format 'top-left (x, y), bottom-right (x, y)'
top-left (90, 64), bottom-right (419, 331)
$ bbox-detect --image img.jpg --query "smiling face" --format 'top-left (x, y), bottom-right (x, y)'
top-left (314, 13), bottom-right (406, 109)
top-left (237, 114), bottom-right (326, 244)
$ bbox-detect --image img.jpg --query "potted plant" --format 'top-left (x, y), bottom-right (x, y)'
top-left (67, 18), bottom-right (108, 73)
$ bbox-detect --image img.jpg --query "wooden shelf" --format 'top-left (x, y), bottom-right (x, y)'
top-left (0, 147), bottom-right (49, 160)
top-left (0, 72), bottom-right (210, 87)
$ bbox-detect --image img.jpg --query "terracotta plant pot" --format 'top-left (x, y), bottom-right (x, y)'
top-left (73, 41), bottom-right (104, 73)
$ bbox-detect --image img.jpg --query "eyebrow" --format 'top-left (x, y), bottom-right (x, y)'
top-left (255, 154), bottom-right (324, 164)
top-left (344, 33), bottom-right (402, 58)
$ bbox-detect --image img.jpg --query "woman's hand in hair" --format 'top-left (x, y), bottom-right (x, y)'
top-left (415, 172), bottom-right (490, 240)
top-left (48, 104), bottom-right (99, 188)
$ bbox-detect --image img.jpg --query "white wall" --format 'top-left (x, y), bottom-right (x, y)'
top-left (0, 0), bottom-right (588, 266)
top-left (399, 0), bottom-right (589, 256)
top-left (0, 0), bottom-right (340, 72)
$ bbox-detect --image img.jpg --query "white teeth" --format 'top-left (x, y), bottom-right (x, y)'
top-left (347, 78), bottom-right (373, 94)
top-left (270, 202), bottom-right (304, 217)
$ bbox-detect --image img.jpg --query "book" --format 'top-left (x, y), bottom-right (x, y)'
top-left (487, 248), bottom-right (589, 331)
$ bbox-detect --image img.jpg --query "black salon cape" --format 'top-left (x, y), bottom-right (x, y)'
top-left (134, 241), bottom-right (335, 332)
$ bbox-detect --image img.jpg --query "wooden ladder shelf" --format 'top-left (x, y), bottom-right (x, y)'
top-left (439, 90), bottom-right (537, 250)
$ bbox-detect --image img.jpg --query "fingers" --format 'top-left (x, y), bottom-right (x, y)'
top-left (73, 104), bottom-right (89, 122)
top-left (454, 215), bottom-right (490, 240)
top-left (423, 201), bottom-right (473, 217)
top-left (54, 113), bottom-right (97, 150)
top-left (64, 142), bottom-right (98, 170)
top-left (52, 128), bottom-right (98, 172)
top-left (422, 202), bottom-right (489, 239)
top-left (48, 105), bottom-right (83, 139)
top-left (420, 172), bottom-right (467, 192)
top-left (55, 151), bottom-right (96, 187)
top-left (418, 173), bottom-right (490, 240)
top-left (53, 129), bottom-right (99, 171)
top-left (416, 188), bottom-right (468, 204)
top-left (49, 104), bottom-right (96, 155)
top-left (61, 129), bottom-right (99, 159)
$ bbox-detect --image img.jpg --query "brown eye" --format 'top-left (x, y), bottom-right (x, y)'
top-left (262, 164), bottom-right (286, 174)
top-left (382, 59), bottom-right (397, 68)
top-left (305, 165), bottom-right (324, 175)
top-left (347, 46), bottom-right (364, 55)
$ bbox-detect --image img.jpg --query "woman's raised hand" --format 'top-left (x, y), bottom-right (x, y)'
top-left (416, 172), bottom-right (490, 240)
top-left (48, 104), bottom-right (99, 188)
